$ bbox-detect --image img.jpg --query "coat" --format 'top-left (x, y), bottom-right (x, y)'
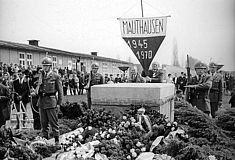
top-left (37, 71), bottom-right (63, 109)
top-left (13, 78), bottom-right (30, 104)
top-left (209, 73), bottom-right (223, 103)
top-left (188, 75), bottom-right (212, 113)
top-left (0, 83), bottom-right (10, 123)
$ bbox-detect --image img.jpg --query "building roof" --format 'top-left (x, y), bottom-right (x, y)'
top-left (0, 40), bottom-right (131, 65)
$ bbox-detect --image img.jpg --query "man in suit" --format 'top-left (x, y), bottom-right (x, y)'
top-left (209, 62), bottom-right (223, 118)
top-left (173, 73), bottom-right (178, 90)
top-left (174, 89), bottom-right (184, 102)
top-left (128, 66), bottom-right (146, 83)
top-left (177, 72), bottom-right (187, 94)
top-left (13, 70), bottom-right (30, 128)
top-left (142, 62), bottom-right (163, 83)
top-left (37, 57), bottom-right (63, 146)
top-left (186, 62), bottom-right (212, 116)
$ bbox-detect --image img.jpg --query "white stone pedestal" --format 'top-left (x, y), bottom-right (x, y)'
top-left (91, 83), bottom-right (175, 121)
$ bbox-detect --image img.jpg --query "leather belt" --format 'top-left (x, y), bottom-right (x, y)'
top-left (39, 92), bottom-right (56, 97)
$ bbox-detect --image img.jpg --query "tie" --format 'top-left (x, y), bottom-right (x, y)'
top-left (198, 76), bottom-right (202, 83)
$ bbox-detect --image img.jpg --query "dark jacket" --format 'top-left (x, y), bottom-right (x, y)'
top-left (37, 71), bottom-right (63, 109)
top-left (85, 72), bottom-right (104, 90)
top-left (0, 83), bottom-right (10, 124)
top-left (188, 75), bottom-right (212, 113)
top-left (209, 73), bottom-right (223, 103)
top-left (13, 78), bottom-right (30, 104)
top-left (229, 91), bottom-right (235, 108)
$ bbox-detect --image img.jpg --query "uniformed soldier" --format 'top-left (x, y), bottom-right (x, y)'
top-left (37, 57), bottom-right (63, 146)
top-left (85, 63), bottom-right (104, 108)
top-left (186, 62), bottom-right (212, 116)
top-left (209, 62), bottom-right (223, 118)
top-left (142, 62), bottom-right (163, 83)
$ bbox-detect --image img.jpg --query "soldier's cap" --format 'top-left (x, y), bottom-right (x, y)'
top-left (41, 57), bottom-right (53, 66)
top-left (137, 107), bottom-right (146, 113)
top-left (91, 62), bottom-right (99, 69)
top-left (194, 62), bottom-right (207, 69)
top-left (209, 62), bottom-right (218, 68)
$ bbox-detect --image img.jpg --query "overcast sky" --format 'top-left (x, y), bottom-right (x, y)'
top-left (0, 0), bottom-right (234, 71)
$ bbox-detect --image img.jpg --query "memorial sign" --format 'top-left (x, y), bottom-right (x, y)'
top-left (119, 16), bottom-right (167, 74)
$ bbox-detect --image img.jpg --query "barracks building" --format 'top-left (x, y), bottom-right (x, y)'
top-left (0, 40), bottom-right (132, 76)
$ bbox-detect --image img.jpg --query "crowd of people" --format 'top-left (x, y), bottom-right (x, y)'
top-left (0, 58), bottom-right (235, 148)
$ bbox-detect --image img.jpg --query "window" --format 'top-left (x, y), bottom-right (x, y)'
top-left (68, 60), bottom-right (72, 70)
top-left (52, 56), bottom-right (57, 67)
top-left (102, 62), bottom-right (108, 69)
top-left (19, 52), bottom-right (25, 67)
top-left (112, 63), bottom-right (117, 69)
top-left (26, 53), bottom-right (32, 67)
top-left (72, 58), bottom-right (76, 69)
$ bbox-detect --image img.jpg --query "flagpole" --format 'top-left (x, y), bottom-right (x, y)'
top-left (141, 0), bottom-right (144, 17)
top-left (186, 54), bottom-right (191, 101)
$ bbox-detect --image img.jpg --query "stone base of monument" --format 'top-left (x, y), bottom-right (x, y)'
top-left (91, 83), bottom-right (175, 121)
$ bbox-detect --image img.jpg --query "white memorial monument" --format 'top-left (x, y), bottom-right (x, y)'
top-left (91, 83), bottom-right (175, 121)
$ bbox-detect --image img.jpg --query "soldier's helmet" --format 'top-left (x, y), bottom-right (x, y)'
top-left (194, 62), bottom-right (207, 69)
top-left (91, 62), bottom-right (99, 69)
top-left (41, 57), bottom-right (53, 66)
top-left (209, 62), bottom-right (217, 68)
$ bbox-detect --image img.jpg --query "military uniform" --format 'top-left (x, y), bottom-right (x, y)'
top-left (37, 57), bottom-right (63, 142)
top-left (187, 62), bottom-right (212, 115)
top-left (85, 63), bottom-right (104, 108)
top-left (209, 62), bottom-right (223, 118)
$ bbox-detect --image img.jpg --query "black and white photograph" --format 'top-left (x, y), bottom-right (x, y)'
top-left (0, 0), bottom-right (235, 159)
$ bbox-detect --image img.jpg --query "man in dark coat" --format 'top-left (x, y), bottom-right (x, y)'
top-left (0, 82), bottom-right (10, 127)
top-left (13, 70), bottom-right (30, 128)
top-left (186, 62), bottom-right (212, 116)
